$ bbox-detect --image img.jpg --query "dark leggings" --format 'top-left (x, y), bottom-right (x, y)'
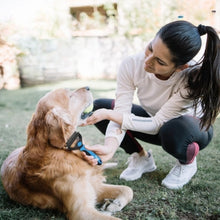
top-left (93, 98), bottom-right (213, 164)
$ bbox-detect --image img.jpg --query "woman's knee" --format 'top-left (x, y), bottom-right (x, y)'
top-left (159, 115), bottom-right (213, 163)
top-left (159, 115), bottom-right (199, 146)
top-left (159, 116), bottom-right (195, 162)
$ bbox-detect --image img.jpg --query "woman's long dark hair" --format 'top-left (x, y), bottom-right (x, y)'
top-left (157, 20), bottom-right (220, 130)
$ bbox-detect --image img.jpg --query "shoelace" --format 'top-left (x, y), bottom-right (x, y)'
top-left (172, 162), bottom-right (185, 177)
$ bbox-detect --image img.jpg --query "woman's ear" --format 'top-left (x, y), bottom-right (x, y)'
top-left (176, 64), bottom-right (189, 73)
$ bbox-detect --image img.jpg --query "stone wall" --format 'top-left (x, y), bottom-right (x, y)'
top-left (0, 41), bottom-right (20, 90)
top-left (17, 36), bottom-right (145, 86)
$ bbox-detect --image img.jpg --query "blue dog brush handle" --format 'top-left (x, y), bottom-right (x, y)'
top-left (78, 143), bottom-right (102, 165)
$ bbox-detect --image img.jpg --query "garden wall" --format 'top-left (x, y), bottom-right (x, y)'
top-left (17, 36), bottom-right (145, 86)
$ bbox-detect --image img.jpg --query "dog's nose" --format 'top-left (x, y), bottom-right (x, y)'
top-left (85, 86), bottom-right (90, 91)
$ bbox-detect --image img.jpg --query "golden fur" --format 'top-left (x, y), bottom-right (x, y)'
top-left (1, 87), bottom-right (133, 220)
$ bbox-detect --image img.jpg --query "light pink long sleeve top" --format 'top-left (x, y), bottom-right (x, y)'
top-left (105, 52), bottom-right (199, 145)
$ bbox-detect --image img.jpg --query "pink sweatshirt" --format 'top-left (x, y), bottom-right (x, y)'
top-left (105, 52), bottom-right (199, 145)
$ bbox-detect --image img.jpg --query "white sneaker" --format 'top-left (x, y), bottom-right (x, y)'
top-left (162, 158), bottom-right (197, 189)
top-left (119, 150), bottom-right (157, 181)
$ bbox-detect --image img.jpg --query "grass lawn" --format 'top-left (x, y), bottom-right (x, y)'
top-left (0, 79), bottom-right (219, 220)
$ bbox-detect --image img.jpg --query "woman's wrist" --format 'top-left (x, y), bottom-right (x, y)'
top-left (105, 109), bottom-right (112, 121)
top-left (105, 137), bottom-right (119, 151)
top-left (106, 110), bottom-right (123, 125)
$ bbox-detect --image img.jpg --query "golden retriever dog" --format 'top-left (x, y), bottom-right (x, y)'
top-left (1, 87), bottom-right (133, 220)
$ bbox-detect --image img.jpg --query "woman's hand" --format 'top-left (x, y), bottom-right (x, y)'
top-left (82, 137), bottom-right (119, 166)
top-left (86, 109), bottom-right (110, 125)
top-left (82, 144), bottom-right (115, 166)
top-left (80, 108), bottom-right (123, 127)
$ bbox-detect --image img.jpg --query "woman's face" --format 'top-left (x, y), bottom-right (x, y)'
top-left (144, 35), bottom-right (182, 80)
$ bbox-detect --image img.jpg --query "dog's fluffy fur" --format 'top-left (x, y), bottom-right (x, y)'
top-left (1, 88), bottom-right (133, 220)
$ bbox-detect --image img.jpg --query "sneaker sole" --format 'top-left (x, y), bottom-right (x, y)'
top-left (120, 166), bottom-right (157, 181)
top-left (143, 165), bottom-right (157, 173)
top-left (161, 168), bottom-right (197, 190)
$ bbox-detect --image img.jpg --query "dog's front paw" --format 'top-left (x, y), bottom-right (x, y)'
top-left (106, 199), bottom-right (122, 212)
top-left (101, 199), bottom-right (122, 213)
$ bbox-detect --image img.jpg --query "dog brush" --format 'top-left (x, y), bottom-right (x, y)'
top-left (66, 131), bottom-right (102, 165)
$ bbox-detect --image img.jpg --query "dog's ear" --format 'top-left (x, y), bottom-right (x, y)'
top-left (45, 107), bottom-right (74, 148)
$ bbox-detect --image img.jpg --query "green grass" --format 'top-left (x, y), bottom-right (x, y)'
top-left (0, 79), bottom-right (219, 220)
